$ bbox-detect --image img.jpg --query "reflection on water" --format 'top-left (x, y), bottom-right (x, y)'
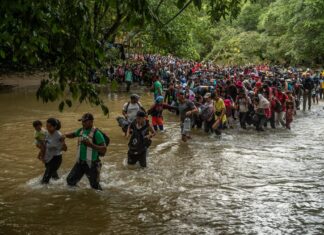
top-left (0, 88), bottom-right (323, 234)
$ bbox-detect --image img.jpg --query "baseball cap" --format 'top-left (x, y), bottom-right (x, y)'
top-left (130, 94), bottom-right (140, 100)
top-left (78, 113), bottom-right (94, 122)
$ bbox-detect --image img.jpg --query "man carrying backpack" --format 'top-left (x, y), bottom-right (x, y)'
top-left (302, 73), bottom-right (314, 111)
top-left (123, 94), bottom-right (145, 123)
top-left (65, 113), bottom-right (108, 190)
top-left (117, 94), bottom-right (146, 134)
top-left (126, 111), bottom-right (155, 168)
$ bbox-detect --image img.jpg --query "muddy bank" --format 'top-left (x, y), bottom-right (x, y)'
top-left (0, 72), bottom-right (47, 90)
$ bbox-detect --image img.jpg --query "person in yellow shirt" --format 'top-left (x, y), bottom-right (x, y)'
top-left (212, 93), bottom-right (227, 135)
top-left (320, 73), bottom-right (324, 100)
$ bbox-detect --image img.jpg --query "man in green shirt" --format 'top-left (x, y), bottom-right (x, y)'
top-left (152, 76), bottom-right (163, 100)
top-left (65, 113), bottom-right (107, 190)
top-left (125, 65), bottom-right (133, 92)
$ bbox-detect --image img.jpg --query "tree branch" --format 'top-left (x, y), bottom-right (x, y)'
top-left (154, 0), bottom-right (165, 13)
top-left (102, 0), bottom-right (123, 42)
top-left (163, 0), bottom-right (193, 26)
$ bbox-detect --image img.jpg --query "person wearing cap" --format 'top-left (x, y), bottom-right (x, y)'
top-left (64, 113), bottom-right (107, 190)
top-left (177, 90), bottom-right (198, 142)
top-left (126, 111), bottom-right (155, 167)
top-left (121, 94), bottom-right (145, 127)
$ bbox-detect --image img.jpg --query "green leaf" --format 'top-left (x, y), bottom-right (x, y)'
top-left (101, 104), bottom-right (109, 116)
top-left (193, 0), bottom-right (202, 10)
top-left (0, 50), bottom-right (5, 59)
top-left (59, 101), bottom-right (65, 112)
top-left (65, 99), bottom-right (72, 107)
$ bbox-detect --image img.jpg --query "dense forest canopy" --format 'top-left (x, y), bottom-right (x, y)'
top-left (0, 0), bottom-right (323, 112)
top-left (138, 0), bottom-right (324, 65)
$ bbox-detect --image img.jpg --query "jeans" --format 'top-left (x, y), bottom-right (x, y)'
top-left (256, 114), bottom-right (266, 131)
top-left (303, 90), bottom-right (312, 111)
top-left (270, 112), bottom-right (276, 129)
top-left (67, 160), bottom-right (102, 190)
top-left (42, 155), bottom-right (62, 184)
top-left (204, 116), bottom-right (215, 133)
top-left (239, 112), bottom-right (247, 129)
top-left (126, 81), bottom-right (132, 92)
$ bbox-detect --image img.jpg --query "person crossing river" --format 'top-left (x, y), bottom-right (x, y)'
top-left (117, 94), bottom-right (146, 134)
top-left (65, 113), bottom-right (108, 190)
top-left (126, 111), bottom-right (156, 168)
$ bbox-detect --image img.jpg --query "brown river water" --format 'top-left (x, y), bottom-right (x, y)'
top-left (0, 86), bottom-right (323, 235)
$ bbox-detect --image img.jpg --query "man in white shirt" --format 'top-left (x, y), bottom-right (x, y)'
top-left (122, 94), bottom-right (145, 123)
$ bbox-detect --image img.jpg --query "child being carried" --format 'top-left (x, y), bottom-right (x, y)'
top-left (33, 120), bottom-right (47, 162)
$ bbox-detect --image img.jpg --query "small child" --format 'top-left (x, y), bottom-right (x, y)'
top-left (33, 120), bottom-right (47, 162)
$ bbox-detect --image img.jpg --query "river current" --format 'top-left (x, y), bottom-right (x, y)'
top-left (0, 88), bottom-right (323, 234)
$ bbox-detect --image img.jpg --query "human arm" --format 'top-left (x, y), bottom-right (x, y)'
top-left (64, 132), bottom-right (77, 139)
top-left (147, 104), bottom-right (155, 116)
top-left (122, 103), bottom-right (128, 118)
top-left (60, 136), bottom-right (67, 152)
top-left (126, 124), bottom-right (131, 139)
top-left (145, 125), bottom-right (156, 139)
top-left (36, 142), bottom-right (46, 161)
top-left (122, 110), bottom-right (128, 118)
top-left (162, 103), bottom-right (177, 111)
top-left (158, 86), bottom-right (163, 96)
top-left (81, 131), bottom-right (106, 156)
top-left (185, 104), bottom-right (198, 116)
top-left (164, 91), bottom-right (169, 102)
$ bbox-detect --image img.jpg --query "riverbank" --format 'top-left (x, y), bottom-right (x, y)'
top-left (0, 72), bottom-right (46, 90)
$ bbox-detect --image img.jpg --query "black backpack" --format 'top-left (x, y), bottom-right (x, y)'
top-left (304, 78), bottom-right (314, 90)
top-left (128, 121), bottom-right (151, 154)
top-left (93, 128), bottom-right (110, 156)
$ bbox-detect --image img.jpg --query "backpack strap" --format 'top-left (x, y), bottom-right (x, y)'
top-left (126, 101), bottom-right (146, 113)
top-left (125, 102), bottom-right (130, 112)
top-left (77, 128), bottom-right (84, 145)
top-left (92, 128), bottom-right (102, 145)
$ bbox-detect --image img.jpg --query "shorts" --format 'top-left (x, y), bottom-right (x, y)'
top-left (152, 116), bottom-right (163, 126)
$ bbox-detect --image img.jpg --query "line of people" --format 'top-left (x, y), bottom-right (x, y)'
top-left (33, 113), bottom-right (109, 190)
top-left (33, 54), bottom-right (323, 190)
